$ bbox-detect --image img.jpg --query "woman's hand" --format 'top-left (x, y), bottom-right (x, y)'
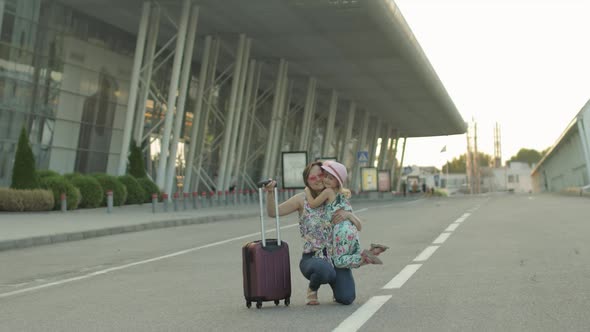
top-left (264, 179), bottom-right (277, 192)
top-left (331, 209), bottom-right (349, 225)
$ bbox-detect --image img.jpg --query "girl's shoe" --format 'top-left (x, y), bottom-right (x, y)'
top-left (306, 288), bottom-right (320, 305)
top-left (361, 249), bottom-right (383, 265)
top-left (370, 243), bottom-right (389, 256)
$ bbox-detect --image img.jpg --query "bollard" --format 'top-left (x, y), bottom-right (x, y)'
top-left (60, 193), bottom-right (67, 212)
top-left (151, 193), bottom-right (158, 214)
top-left (183, 192), bottom-right (189, 210)
top-left (173, 192), bottom-right (179, 211)
top-left (162, 193), bottom-right (169, 212)
top-left (192, 192), bottom-right (198, 209)
top-left (202, 192), bottom-right (208, 208)
top-left (224, 190), bottom-right (229, 206)
top-left (217, 191), bottom-right (223, 206)
top-left (106, 190), bottom-right (113, 214)
top-left (209, 191), bottom-right (215, 207)
top-left (231, 190), bottom-right (237, 206)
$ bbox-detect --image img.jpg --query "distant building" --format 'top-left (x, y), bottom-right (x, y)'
top-left (481, 162), bottom-right (533, 193)
top-left (531, 100), bottom-right (590, 192)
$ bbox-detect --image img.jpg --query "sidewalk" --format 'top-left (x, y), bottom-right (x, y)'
top-left (0, 201), bottom-right (260, 252)
top-left (0, 193), bottom-right (422, 253)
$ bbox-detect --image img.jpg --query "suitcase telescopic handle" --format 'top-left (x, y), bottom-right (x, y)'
top-left (257, 179), bottom-right (281, 247)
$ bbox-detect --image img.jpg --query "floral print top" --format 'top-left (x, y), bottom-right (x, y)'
top-left (299, 196), bottom-right (333, 263)
top-left (326, 193), bottom-right (363, 268)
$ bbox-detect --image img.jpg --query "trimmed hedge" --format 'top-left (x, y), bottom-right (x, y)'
top-left (37, 169), bottom-right (60, 179)
top-left (92, 174), bottom-right (127, 206)
top-left (40, 176), bottom-right (80, 210)
top-left (118, 175), bottom-right (145, 205)
top-left (136, 177), bottom-right (160, 203)
top-left (69, 175), bottom-right (104, 209)
top-left (0, 188), bottom-right (54, 211)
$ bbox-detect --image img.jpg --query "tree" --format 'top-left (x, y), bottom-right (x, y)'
top-left (11, 126), bottom-right (40, 189)
top-left (127, 140), bottom-right (147, 178)
top-left (508, 148), bottom-right (543, 167)
top-left (443, 152), bottom-right (492, 173)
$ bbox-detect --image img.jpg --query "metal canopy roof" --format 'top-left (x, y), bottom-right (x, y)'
top-left (61, 0), bottom-right (466, 137)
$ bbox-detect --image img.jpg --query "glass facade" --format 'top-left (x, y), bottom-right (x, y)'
top-left (0, 0), bottom-right (140, 185)
top-left (0, 0), bottom-right (297, 192)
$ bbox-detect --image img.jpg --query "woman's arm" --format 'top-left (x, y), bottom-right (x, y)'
top-left (306, 188), bottom-right (333, 209)
top-left (331, 210), bottom-right (363, 231)
top-left (265, 180), bottom-right (303, 217)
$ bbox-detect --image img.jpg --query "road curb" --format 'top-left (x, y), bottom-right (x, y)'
top-left (0, 212), bottom-right (258, 253)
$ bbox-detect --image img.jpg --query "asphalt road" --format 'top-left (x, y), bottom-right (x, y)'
top-left (1, 193), bottom-right (589, 331)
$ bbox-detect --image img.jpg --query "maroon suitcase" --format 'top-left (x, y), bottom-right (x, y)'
top-left (242, 186), bottom-right (291, 309)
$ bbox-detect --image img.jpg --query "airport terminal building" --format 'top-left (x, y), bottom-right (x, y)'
top-left (0, 0), bottom-right (465, 195)
top-left (531, 100), bottom-right (590, 192)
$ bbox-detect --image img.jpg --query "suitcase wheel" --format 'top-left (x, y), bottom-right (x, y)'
top-left (274, 300), bottom-right (280, 306)
top-left (285, 298), bottom-right (290, 306)
top-left (246, 301), bottom-right (252, 309)
top-left (256, 301), bottom-right (262, 309)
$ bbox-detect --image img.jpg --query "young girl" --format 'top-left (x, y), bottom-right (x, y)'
top-left (304, 160), bottom-right (388, 268)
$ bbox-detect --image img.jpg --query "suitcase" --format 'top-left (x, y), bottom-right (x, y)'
top-left (242, 184), bottom-right (291, 309)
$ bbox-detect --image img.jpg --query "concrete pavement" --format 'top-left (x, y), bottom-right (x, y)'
top-left (0, 199), bottom-right (263, 252)
top-left (0, 192), bottom-right (420, 252)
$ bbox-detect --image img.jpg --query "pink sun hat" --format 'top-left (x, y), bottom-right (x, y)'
top-left (321, 160), bottom-right (347, 188)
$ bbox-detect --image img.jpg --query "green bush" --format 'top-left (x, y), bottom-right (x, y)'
top-left (69, 175), bottom-right (103, 208)
top-left (40, 176), bottom-right (80, 210)
top-left (11, 127), bottom-right (39, 190)
top-left (37, 169), bottom-right (60, 179)
top-left (0, 188), bottom-right (54, 211)
top-left (118, 175), bottom-right (145, 205)
top-left (136, 177), bottom-right (161, 203)
top-left (91, 174), bottom-right (127, 206)
top-left (127, 140), bottom-right (147, 178)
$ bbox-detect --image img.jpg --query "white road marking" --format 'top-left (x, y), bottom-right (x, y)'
top-left (433, 232), bottom-right (451, 244)
top-left (382, 264), bottom-right (422, 289)
top-left (455, 212), bottom-right (471, 223)
top-left (445, 223), bottom-right (460, 232)
top-left (0, 223), bottom-right (299, 299)
top-left (355, 208), bottom-right (369, 213)
top-left (413, 246), bottom-right (439, 262)
top-left (332, 295), bottom-right (392, 332)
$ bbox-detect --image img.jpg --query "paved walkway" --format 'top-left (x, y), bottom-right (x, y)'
top-left (0, 200), bottom-right (261, 252)
top-left (0, 193), bottom-right (420, 252)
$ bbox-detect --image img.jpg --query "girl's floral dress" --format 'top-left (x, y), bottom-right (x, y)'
top-left (326, 193), bottom-right (363, 268)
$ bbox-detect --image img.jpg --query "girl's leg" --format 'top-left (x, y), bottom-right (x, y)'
top-left (330, 268), bottom-right (355, 305)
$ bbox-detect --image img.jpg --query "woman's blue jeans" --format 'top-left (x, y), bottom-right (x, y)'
top-left (299, 253), bottom-right (355, 305)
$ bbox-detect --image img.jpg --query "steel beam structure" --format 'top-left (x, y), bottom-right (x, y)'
top-left (216, 34), bottom-right (247, 191)
top-left (164, 4), bottom-right (200, 196)
top-left (322, 89), bottom-right (338, 157)
top-left (155, 0), bottom-right (191, 189)
top-left (134, 4), bottom-right (161, 146)
top-left (183, 36), bottom-right (212, 193)
top-left (224, 38), bottom-right (252, 190)
top-left (118, 1), bottom-right (151, 175)
top-left (340, 102), bottom-right (356, 164)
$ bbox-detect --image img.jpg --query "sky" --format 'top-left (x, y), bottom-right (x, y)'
top-left (392, 0), bottom-right (590, 168)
